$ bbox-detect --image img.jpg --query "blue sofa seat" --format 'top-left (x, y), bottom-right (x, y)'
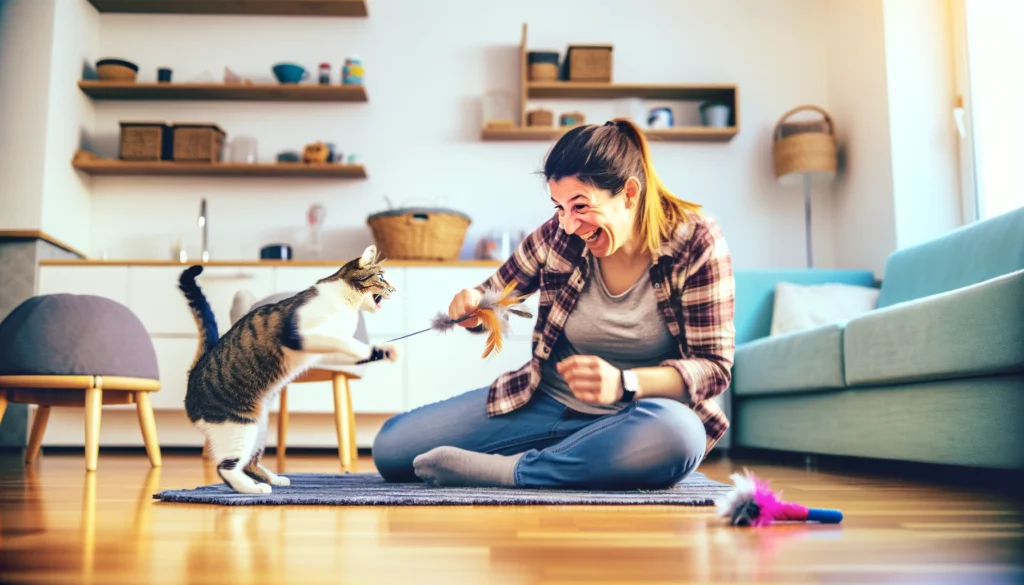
top-left (731, 206), bottom-right (1024, 469)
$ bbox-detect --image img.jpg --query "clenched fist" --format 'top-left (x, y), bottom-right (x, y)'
top-left (449, 287), bottom-right (483, 328)
top-left (555, 355), bottom-right (623, 405)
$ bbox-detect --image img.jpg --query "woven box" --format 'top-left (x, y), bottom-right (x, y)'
top-left (566, 44), bottom-right (612, 82)
top-left (119, 122), bottom-right (171, 161)
top-left (172, 123), bottom-right (226, 162)
top-left (527, 108), bottom-right (554, 127)
top-left (366, 207), bottom-right (471, 261)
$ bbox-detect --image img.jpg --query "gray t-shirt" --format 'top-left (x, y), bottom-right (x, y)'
top-left (538, 254), bottom-right (681, 414)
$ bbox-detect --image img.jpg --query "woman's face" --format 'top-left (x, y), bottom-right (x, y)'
top-left (549, 176), bottom-right (639, 257)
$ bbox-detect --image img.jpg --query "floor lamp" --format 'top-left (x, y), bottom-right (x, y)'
top-left (772, 105), bottom-right (837, 268)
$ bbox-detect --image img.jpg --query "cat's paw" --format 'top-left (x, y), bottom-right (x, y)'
top-left (231, 481), bottom-right (272, 495)
top-left (379, 344), bottom-right (399, 362)
top-left (269, 475), bottom-right (290, 487)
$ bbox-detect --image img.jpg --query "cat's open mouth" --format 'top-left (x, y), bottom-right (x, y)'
top-left (372, 293), bottom-right (384, 308)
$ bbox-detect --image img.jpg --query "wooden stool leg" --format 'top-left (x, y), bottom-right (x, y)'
top-left (332, 374), bottom-right (354, 471)
top-left (277, 386), bottom-right (289, 472)
top-left (346, 382), bottom-right (358, 465)
top-left (84, 385), bottom-right (103, 472)
top-left (135, 392), bottom-right (162, 467)
top-left (0, 391), bottom-right (7, 424)
top-left (25, 406), bottom-right (51, 464)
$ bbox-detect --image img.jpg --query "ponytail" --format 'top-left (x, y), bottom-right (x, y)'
top-left (542, 117), bottom-right (702, 255)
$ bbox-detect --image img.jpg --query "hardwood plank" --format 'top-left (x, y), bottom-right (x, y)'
top-left (79, 81), bottom-right (368, 102)
top-left (527, 82), bottom-right (736, 101)
top-left (481, 126), bottom-right (737, 142)
top-left (86, 0), bottom-right (368, 17)
top-left (72, 159), bottom-right (368, 178)
top-left (0, 454), bottom-right (1019, 584)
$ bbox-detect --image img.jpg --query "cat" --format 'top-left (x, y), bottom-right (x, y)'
top-left (177, 245), bottom-right (398, 494)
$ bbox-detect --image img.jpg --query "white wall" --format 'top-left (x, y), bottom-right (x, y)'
top-left (0, 0), bottom-right (55, 232)
top-left (40, 0), bottom-right (98, 252)
top-left (825, 0), bottom-right (897, 276)
top-left (86, 0), bottom-right (834, 269)
top-left (883, 0), bottom-right (962, 249)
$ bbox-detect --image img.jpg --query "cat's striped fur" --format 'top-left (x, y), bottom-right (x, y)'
top-left (178, 245), bottom-right (397, 494)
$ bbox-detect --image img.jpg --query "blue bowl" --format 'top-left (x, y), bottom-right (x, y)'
top-left (272, 63), bottom-right (308, 84)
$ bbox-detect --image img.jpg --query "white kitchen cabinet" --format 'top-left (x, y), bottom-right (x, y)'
top-left (273, 266), bottom-right (408, 337)
top-left (284, 337), bottom-right (407, 414)
top-left (128, 266), bottom-right (274, 336)
top-left (149, 337), bottom-right (195, 410)
top-left (36, 266), bottom-right (129, 303)
top-left (404, 331), bottom-right (532, 410)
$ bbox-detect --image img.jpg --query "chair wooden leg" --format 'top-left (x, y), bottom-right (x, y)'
top-left (84, 385), bottom-right (103, 472)
top-left (346, 382), bottom-right (358, 465)
top-left (25, 406), bottom-right (51, 464)
top-left (332, 374), bottom-right (354, 472)
top-left (0, 391), bottom-right (7, 425)
top-left (135, 392), bottom-right (162, 467)
top-left (277, 386), bottom-right (289, 472)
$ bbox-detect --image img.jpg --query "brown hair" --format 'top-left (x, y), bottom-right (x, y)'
top-left (542, 118), bottom-right (702, 254)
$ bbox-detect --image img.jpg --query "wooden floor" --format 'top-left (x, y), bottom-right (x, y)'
top-left (0, 452), bottom-right (1021, 585)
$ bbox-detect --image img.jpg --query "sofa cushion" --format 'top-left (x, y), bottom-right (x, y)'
top-left (845, 269), bottom-right (1024, 386)
top-left (732, 323), bottom-right (845, 396)
top-left (770, 281), bottom-right (879, 336)
top-left (877, 206), bottom-right (1024, 308)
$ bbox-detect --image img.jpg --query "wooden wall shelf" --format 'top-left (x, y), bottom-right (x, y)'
top-left (481, 126), bottom-right (737, 143)
top-left (79, 81), bottom-right (367, 102)
top-left (526, 82), bottom-right (736, 101)
top-left (73, 159), bottom-right (367, 179)
top-left (87, 0), bottom-right (368, 17)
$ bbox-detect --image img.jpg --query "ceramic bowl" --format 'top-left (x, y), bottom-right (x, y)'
top-left (272, 63), bottom-right (308, 84)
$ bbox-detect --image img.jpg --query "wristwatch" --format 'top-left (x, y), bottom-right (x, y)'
top-left (620, 369), bottom-right (639, 402)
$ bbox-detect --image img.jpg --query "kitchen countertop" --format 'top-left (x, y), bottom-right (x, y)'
top-left (39, 258), bottom-right (504, 268)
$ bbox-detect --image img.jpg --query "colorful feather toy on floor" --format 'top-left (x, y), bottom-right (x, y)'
top-left (715, 468), bottom-right (843, 527)
top-left (388, 281), bottom-right (533, 358)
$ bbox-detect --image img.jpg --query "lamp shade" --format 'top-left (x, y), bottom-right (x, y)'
top-left (772, 105), bottom-right (837, 186)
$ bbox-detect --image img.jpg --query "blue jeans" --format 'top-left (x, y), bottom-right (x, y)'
top-left (372, 387), bottom-right (707, 490)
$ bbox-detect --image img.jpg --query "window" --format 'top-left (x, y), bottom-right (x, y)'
top-left (951, 0), bottom-right (1024, 222)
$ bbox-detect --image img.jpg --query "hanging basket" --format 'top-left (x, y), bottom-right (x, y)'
top-left (772, 105), bottom-right (837, 183)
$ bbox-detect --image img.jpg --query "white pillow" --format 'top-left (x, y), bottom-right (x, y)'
top-left (769, 281), bottom-right (880, 336)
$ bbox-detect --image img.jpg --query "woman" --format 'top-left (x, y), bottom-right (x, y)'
top-left (373, 118), bottom-right (735, 490)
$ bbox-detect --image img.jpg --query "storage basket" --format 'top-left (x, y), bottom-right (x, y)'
top-left (119, 122), bottom-right (171, 161)
top-left (173, 123), bottom-right (226, 162)
top-left (772, 105), bottom-right (836, 183)
top-left (527, 108), bottom-right (554, 127)
top-left (566, 44), bottom-right (612, 82)
top-left (528, 50), bottom-right (560, 81)
top-left (366, 207), bottom-right (471, 261)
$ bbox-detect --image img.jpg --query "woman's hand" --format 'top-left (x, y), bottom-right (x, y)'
top-left (449, 288), bottom-right (483, 328)
top-left (556, 355), bottom-right (622, 405)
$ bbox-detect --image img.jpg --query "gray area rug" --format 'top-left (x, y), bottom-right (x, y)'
top-left (153, 472), bottom-right (732, 506)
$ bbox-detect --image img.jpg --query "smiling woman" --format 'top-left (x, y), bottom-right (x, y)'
top-left (372, 118), bottom-right (737, 492)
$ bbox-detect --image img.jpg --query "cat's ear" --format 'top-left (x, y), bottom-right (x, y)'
top-left (358, 245), bottom-right (378, 268)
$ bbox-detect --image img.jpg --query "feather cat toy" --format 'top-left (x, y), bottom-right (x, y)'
top-left (716, 469), bottom-right (843, 527)
top-left (390, 282), bottom-right (533, 358)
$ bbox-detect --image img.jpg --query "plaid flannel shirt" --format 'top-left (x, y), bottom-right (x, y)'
top-left (471, 211), bottom-right (736, 454)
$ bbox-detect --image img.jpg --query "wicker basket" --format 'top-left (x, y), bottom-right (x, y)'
top-left (366, 207), bottom-right (471, 261)
top-left (566, 44), bottom-right (613, 82)
top-left (527, 108), bottom-right (554, 127)
top-left (172, 123), bottom-right (226, 162)
top-left (119, 121), bottom-right (171, 161)
top-left (772, 105), bottom-right (836, 183)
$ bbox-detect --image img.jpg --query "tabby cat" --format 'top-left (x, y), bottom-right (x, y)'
top-left (178, 245), bottom-right (397, 494)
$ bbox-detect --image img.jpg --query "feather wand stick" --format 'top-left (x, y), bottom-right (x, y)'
top-left (386, 281), bottom-right (533, 358)
top-left (715, 468), bottom-right (843, 527)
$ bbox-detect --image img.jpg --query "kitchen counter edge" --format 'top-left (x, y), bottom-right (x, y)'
top-left (39, 259), bottom-right (504, 268)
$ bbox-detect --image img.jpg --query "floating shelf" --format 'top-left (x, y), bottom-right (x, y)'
top-left (481, 126), bottom-right (737, 143)
top-left (527, 82), bottom-right (737, 101)
top-left (72, 158), bottom-right (368, 179)
top-left (86, 0), bottom-right (368, 17)
top-left (79, 81), bottom-right (367, 102)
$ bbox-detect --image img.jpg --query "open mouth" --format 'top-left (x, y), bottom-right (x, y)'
top-left (580, 228), bottom-right (602, 243)
top-left (372, 293), bottom-right (384, 308)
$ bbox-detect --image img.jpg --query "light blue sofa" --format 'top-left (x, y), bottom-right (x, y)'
top-left (728, 207), bottom-right (1024, 469)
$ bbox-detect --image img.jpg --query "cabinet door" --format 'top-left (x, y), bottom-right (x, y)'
top-left (404, 267), bottom-right (537, 340)
top-left (128, 266), bottom-right (274, 336)
top-left (405, 333), bottom-right (531, 410)
top-left (273, 266), bottom-right (407, 337)
top-left (149, 337), bottom-right (195, 410)
top-left (284, 336), bottom-right (407, 414)
top-left (36, 266), bottom-right (129, 304)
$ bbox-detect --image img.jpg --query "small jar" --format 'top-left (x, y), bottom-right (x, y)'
top-left (318, 62), bottom-right (330, 84)
top-left (342, 56), bottom-right (363, 85)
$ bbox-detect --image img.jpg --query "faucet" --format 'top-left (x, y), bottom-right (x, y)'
top-left (198, 198), bottom-right (209, 262)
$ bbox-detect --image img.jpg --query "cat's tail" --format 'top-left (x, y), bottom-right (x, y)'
top-left (179, 265), bottom-right (219, 368)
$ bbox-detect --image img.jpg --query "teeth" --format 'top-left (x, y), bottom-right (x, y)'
top-left (582, 230), bottom-right (600, 242)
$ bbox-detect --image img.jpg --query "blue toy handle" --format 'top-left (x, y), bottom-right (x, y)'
top-left (806, 508), bottom-right (843, 523)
